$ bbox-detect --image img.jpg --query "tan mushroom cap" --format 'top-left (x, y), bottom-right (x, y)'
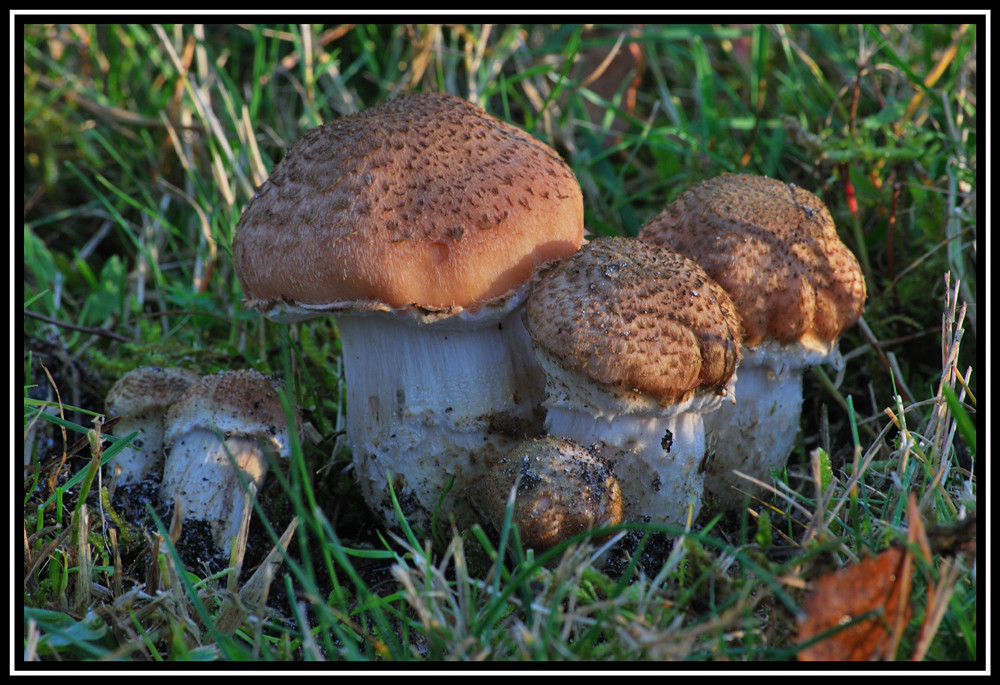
top-left (638, 173), bottom-right (866, 349)
top-left (233, 92), bottom-right (585, 318)
top-left (164, 369), bottom-right (295, 455)
top-left (524, 237), bottom-right (742, 406)
top-left (482, 435), bottom-right (624, 551)
top-left (105, 366), bottom-right (200, 422)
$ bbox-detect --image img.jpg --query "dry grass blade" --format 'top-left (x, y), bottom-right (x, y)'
top-left (216, 516), bottom-right (299, 636)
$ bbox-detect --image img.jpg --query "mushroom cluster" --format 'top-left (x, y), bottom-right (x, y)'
top-left (639, 173), bottom-right (866, 508)
top-left (522, 237), bottom-right (743, 527)
top-left (232, 92), bottom-right (585, 533)
top-left (105, 367), bottom-right (299, 561)
top-left (230, 91), bottom-right (867, 549)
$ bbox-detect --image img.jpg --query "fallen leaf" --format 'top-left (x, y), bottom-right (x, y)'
top-left (797, 494), bottom-right (930, 661)
top-left (797, 544), bottom-right (913, 661)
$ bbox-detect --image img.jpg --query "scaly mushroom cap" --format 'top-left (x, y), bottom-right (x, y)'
top-left (105, 366), bottom-right (200, 425)
top-left (232, 91), bottom-right (585, 321)
top-left (638, 173), bottom-right (866, 351)
top-left (163, 369), bottom-right (295, 455)
top-left (481, 436), bottom-right (624, 551)
top-left (524, 237), bottom-right (742, 407)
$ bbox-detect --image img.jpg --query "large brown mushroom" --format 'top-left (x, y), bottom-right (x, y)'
top-left (232, 92), bottom-right (585, 533)
top-left (639, 173), bottom-right (866, 508)
top-left (523, 237), bottom-right (742, 527)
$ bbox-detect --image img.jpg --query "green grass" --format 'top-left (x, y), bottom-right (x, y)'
top-left (21, 21), bottom-right (978, 664)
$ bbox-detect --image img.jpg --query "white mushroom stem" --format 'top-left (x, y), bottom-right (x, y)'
top-left (535, 348), bottom-right (733, 528)
top-left (335, 303), bottom-right (546, 532)
top-left (107, 415), bottom-right (169, 484)
top-left (702, 340), bottom-right (841, 508)
top-left (161, 429), bottom-right (271, 555)
top-left (159, 370), bottom-right (295, 557)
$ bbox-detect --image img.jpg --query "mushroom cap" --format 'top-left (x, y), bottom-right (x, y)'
top-left (104, 366), bottom-right (201, 482)
top-left (163, 370), bottom-right (295, 457)
top-left (232, 92), bottom-right (585, 321)
top-left (105, 366), bottom-right (200, 422)
top-left (482, 435), bottom-right (624, 551)
top-left (638, 173), bottom-right (866, 350)
top-left (524, 237), bottom-right (742, 407)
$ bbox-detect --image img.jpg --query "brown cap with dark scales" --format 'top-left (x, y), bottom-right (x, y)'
top-left (233, 92), bottom-right (584, 316)
top-left (524, 237), bottom-right (742, 406)
top-left (638, 173), bottom-right (866, 349)
top-left (164, 370), bottom-right (295, 455)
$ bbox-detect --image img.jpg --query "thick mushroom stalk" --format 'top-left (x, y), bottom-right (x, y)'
top-left (161, 370), bottom-right (298, 557)
top-left (104, 366), bottom-right (199, 484)
top-left (523, 238), bottom-right (742, 527)
top-left (700, 340), bottom-right (839, 506)
top-left (231, 92), bottom-right (585, 533)
top-left (639, 173), bottom-right (866, 509)
top-left (535, 347), bottom-right (732, 526)
top-left (334, 299), bottom-right (546, 529)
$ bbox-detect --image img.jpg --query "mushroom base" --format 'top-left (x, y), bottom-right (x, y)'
top-left (161, 431), bottom-right (270, 555)
top-left (532, 347), bottom-right (728, 528)
top-left (337, 308), bottom-right (546, 535)
top-left (544, 405), bottom-right (713, 529)
top-left (701, 341), bottom-right (839, 510)
top-left (105, 418), bottom-right (166, 485)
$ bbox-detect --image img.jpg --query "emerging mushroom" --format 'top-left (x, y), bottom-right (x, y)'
top-left (104, 366), bottom-right (200, 484)
top-left (639, 173), bottom-right (866, 509)
top-left (161, 369), bottom-right (298, 558)
top-left (232, 92), bottom-right (585, 533)
top-left (478, 435), bottom-right (624, 552)
top-left (523, 237), bottom-right (742, 527)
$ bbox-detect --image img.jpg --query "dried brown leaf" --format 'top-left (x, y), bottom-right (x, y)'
top-left (797, 494), bottom-right (931, 661)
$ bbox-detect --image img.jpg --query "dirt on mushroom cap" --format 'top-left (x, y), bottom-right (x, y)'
top-left (524, 237), bottom-right (742, 406)
top-left (638, 173), bottom-right (866, 349)
top-left (233, 92), bottom-right (584, 316)
top-left (482, 435), bottom-right (624, 551)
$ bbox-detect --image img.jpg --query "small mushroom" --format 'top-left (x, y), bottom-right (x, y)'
top-left (160, 369), bottom-right (298, 556)
top-left (232, 92), bottom-right (585, 533)
top-left (104, 366), bottom-right (200, 484)
top-left (479, 435), bottom-right (624, 552)
top-left (523, 237), bottom-right (742, 527)
top-left (639, 173), bottom-right (866, 508)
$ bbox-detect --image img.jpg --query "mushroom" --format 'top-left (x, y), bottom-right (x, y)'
top-left (104, 366), bottom-right (200, 484)
top-left (478, 435), bottom-right (624, 552)
top-left (522, 237), bottom-right (742, 527)
top-left (231, 92), bottom-right (585, 533)
top-left (160, 369), bottom-right (298, 557)
top-left (638, 173), bottom-right (866, 509)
